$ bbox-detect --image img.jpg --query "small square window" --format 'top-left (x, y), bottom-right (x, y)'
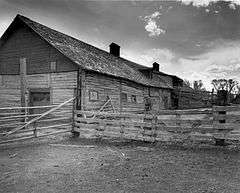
top-left (137, 96), bottom-right (144, 104)
top-left (121, 93), bottom-right (127, 102)
top-left (50, 61), bottom-right (57, 71)
top-left (131, 95), bottom-right (137, 103)
top-left (89, 90), bottom-right (99, 101)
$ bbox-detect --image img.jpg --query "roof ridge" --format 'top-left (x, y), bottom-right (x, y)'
top-left (17, 14), bottom-right (150, 70)
top-left (14, 14), bottom-right (172, 89)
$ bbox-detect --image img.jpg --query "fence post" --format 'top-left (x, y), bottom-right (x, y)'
top-left (72, 111), bottom-right (80, 137)
top-left (33, 122), bottom-right (37, 138)
top-left (213, 106), bottom-right (227, 146)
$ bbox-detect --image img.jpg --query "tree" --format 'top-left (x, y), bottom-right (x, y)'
top-left (212, 79), bottom-right (238, 94)
top-left (211, 79), bottom-right (238, 104)
top-left (193, 80), bottom-right (205, 91)
top-left (183, 79), bottom-right (191, 87)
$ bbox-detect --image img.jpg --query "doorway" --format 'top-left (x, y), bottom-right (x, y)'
top-left (29, 88), bottom-right (50, 115)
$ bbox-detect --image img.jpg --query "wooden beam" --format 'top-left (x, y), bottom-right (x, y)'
top-left (119, 79), bottom-right (122, 113)
top-left (81, 70), bottom-right (86, 110)
top-left (20, 58), bottom-right (27, 107)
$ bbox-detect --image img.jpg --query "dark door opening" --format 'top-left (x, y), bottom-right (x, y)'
top-left (29, 88), bottom-right (50, 115)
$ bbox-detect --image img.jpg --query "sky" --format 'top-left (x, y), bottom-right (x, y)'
top-left (1, 0), bottom-right (240, 90)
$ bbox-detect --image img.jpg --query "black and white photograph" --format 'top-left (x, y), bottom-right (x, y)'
top-left (1, 0), bottom-right (240, 192)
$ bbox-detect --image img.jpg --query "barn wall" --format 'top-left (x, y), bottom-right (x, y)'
top-left (83, 71), bottom-right (171, 113)
top-left (177, 91), bottom-right (211, 109)
top-left (0, 72), bottom-right (77, 116)
top-left (0, 75), bottom-right (21, 107)
top-left (149, 87), bottom-right (171, 112)
top-left (121, 80), bottom-right (147, 113)
top-left (0, 25), bottom-right (77, 75)
top-left (83, 71), bottom-right (121, 112)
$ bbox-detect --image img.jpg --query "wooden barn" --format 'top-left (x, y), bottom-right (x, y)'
top-left (0, 14), bottom-right (205, 115)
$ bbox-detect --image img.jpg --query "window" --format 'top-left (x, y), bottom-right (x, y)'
top-left (131, 95), bottom-right (137, 103)
top-left (89, 90), bottom-right (99, 101)
top-left (137, 96), bottom-right (144, 104)
top-left (163, 96), bottom-right (169, 109)
top-left (121, 93), bottom-right (127, 102)
top-left (144, 97), bottom-right (152, 111)
top-left (50, 61), bottom-right (57, 72)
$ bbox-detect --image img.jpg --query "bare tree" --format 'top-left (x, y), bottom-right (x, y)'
top-left (193, 80), bottom-right (205, 91)
top-left (212, 79), bottom-right (238, 104)
top-left (183, 79), bottom-right (191, 87)
top-left (212, 79), bottom-right (238, 93)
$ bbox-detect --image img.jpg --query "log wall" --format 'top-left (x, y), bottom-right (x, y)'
top-left (0, 75), bottom-right (21, 107)
top-left (83, 71), bottom-right (171, 113)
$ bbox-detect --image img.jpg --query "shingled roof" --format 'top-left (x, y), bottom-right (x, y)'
top-left (1, 15), bottom-right (173, 89)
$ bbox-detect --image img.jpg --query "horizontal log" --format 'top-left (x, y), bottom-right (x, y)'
top-left (75, 117), bottom-right (213, 128)
top-left (37, 123), bottom-right (72, 130)
top-left (39, 117), bottom-right (72, 123)
top-left (0, 113), bottom-right (42, 121)
top-left (0, 122), bottom-right (25, 129)
top-left (213, 105), bottom-right (240, 112)
top-left (74, 122), bottom-right (214, 134)
top-left (0, 135), bottom-right (35, 144)
top-left (213, 123), bottom-right (240, 130)
top-left (214, 114), bottom-right (240, 121)
top-left (75, 109), bottom-right (212, 117)
top-left (0, 105), bottom-right (57, 111)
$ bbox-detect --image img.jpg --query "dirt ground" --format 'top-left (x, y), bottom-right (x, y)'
top-left (1, 135), bottom-right (240, 193)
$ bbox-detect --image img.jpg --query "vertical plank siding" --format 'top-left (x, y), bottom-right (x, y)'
top-left (0, 25), bottom-right (77, 75)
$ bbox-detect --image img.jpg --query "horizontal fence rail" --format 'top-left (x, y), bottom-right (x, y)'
top-left (73, 106), bottom-right (240, 143)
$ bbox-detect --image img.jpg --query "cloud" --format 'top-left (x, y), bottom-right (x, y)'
top-left (139, 48), bottom-right (174, 65)
top-left (174, 40), bottom-right (240, 89)
top-left (178, 0), bottom-right (240, 8)
top-left (127, 39), bottom-right (240, 90)
top-left (141, 11), bottom-right (166, 37)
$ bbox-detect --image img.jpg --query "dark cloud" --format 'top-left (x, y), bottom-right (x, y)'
top-left (0, 0), bottom-right (240, 89)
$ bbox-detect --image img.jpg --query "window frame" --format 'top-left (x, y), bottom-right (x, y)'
top-left (121, 92), bottom-right (128, 103)
top-left (131, 95), bottom-right (137, 103)
top-left (50, 61), bottom-right (57, 72)
top-left (89, 90), bottom-right (99, 101)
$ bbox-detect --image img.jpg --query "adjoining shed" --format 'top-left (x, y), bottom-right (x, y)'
top-left (0, 15), bottom-right (207, 114)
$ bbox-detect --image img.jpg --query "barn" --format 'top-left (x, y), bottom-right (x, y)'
top-left (0, 14), bottom-right (198, 114)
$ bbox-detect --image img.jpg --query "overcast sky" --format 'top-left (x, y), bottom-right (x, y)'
top-left (1, 0), bottom-right (240, 90)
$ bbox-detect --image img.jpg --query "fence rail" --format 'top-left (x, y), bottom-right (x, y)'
top-left (2, 104), bottom-right (240, 144)
top-left (74, 106), bottom-right (240, 143)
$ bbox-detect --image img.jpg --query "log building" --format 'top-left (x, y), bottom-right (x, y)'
top-left (0, 15), bottom-right (208, 113)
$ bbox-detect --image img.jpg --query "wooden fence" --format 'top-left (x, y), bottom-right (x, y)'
top-left (0, 98), bottom-right (75, 144)
top-left (2, 104), bottom-right (240, 144)
top-left (74, 106), bottom-right (240, 143)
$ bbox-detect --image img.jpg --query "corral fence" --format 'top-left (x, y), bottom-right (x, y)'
top-left (74, 106), bottom-right (240, 143)
top-left (1, 103), bottom-right (240, 145)
top-left (0, 98), bottom-right (75, 144)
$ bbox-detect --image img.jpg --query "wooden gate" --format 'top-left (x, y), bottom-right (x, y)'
top-left (0, 98), bottom-right (75, 144)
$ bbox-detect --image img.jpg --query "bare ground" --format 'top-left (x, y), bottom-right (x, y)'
top-left (1, 135), bottom-right (240, 193)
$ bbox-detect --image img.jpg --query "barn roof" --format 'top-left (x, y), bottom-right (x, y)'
top-left (1, 15), bottom-right (173, 89)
